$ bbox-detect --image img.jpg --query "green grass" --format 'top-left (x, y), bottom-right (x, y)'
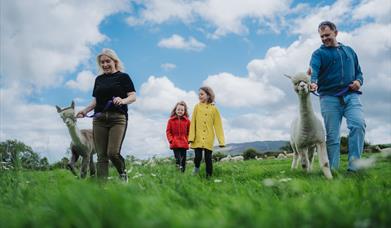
top-left (1, 154), bottom-right (390, 228)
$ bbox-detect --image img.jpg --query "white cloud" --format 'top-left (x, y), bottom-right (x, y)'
top-left (126, 0), bottom-right (194, 25)
top-left (0, 85), bottom-right (92, 162)
top-left (134, 76), bottom-right (198, 114)
top-left (161, 63), bottom-right (177, 71)
top-left (289, 0), bottom-right (352, 36)
top-left (194, 0), bottom-right (290, 38)
top-left (353, 0), bottom-right (391, 23)
top-left (224, 109), bottom-right (295, 143)
top-left (0, 0), bottom-right (129, 89)
top-left (125, 111), bottom-right (169, 159)
top-left (66, 71), bottom-right (95, 92)
top-left (203, 72), bottom-right (284, 108)
top-left (127, 0), bottom-right (291, 38)
top-left (158, 34), bottom-right (206, 51)
top-left (349, 23), bottom-right (391, 58)
top-left (365, 118), bottom-right (391, 144)
top-left (246, 36), bottom-right (319, 96)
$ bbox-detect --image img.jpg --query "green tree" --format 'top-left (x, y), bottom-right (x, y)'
top-left (279, 142), bottom-right (293, 153)
top-left (126, 155), bottom-right (136, 165)
top-left (39, 157), bottom-right (49, 170)
top-left (50, 157), bottom-right (69, 170)
top-left (20, 150), bottom-right (40, 169)
top-left (0, 139), bottom-right (30, 169)
top-left (213, 152), bottom-right (226, 162)
top-left (0, 139), bottom-right (48, 170)
top-left (340, 136), bottom-right (348, 154)
top-left (340, 136), bottom-right (371, 154)
top-left (242, 148), bottom-right (259, 160)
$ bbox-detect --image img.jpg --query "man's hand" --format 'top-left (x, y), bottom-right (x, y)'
top-left (306, 67), bottom-right (312, 76)
top-left (310, 83), bottom-right (318, 92)
top-left (349, 80), bottom-right (361, 91)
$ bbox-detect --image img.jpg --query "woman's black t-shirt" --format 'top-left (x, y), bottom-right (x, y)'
top-left (92, 71), bottom-right (136, 118)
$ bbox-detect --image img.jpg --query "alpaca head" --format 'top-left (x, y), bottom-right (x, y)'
top-left (56, 101), bottom-right (77, 127)
top-left (285, 72), bottom-right (310, 96)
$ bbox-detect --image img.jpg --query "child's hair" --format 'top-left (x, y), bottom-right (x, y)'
top-left (170, 101), bottom-right (189, 117)
top-left (200, 86), bottom-right (215, 104)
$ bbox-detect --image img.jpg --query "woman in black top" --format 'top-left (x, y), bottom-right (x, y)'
top-left (77, 48), bottom-right (136, 182)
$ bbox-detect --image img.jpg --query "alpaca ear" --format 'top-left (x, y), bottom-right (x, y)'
top-left (283, 74), bottom-right (292, 79)
top-left (71, 101), bottom-right (75, 109)
top-left (55, 106), bottom-right (62, 113)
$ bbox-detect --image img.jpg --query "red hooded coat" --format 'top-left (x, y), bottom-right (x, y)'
top-left (166, 116), bottom-right (191, 149)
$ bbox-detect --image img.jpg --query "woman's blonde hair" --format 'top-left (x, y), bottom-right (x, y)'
top-left (96, 48), bottom-right (124, 74)
top-left (200, 86), bottom-right (215, 104)
top-left (170, 101), bottom-right (189, 117)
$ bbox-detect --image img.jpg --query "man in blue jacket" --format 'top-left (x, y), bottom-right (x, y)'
top-left (308, 21), bottom-right (366, 172)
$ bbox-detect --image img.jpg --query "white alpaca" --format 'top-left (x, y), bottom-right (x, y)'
top-left (255, 156), bottom-right (263, 160)
top-left (220, 154), bottom-right (232, 162)
top-left (285, 73), bottom-right (332, 179)
top-left (231, 155), bottom-right (244, 161)
top-left (56, 101), bottom-right (96, 178)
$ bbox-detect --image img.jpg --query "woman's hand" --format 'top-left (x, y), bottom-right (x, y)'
top-left (113, 97), bottom-right (124, 106)
top-left (76, 110), bottom-right (86, 118)
top-left (76, 98), bottom-right (96, 118)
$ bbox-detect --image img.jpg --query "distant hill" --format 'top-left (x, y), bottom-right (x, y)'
top-left (214, 140), bottom-right (289, 155)
top-left (186, 140), bottom-right (289, 157)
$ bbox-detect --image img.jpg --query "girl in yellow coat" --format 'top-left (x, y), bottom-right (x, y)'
top-left (188, 86), bottom-right (225, 177)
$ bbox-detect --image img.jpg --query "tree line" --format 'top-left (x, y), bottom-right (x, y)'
top-left (0, 139), bottom-right (50, 170)
top-left (214, 136), bottom-right (376, 161)
top-left (0, 137), bottom-right (385, 170)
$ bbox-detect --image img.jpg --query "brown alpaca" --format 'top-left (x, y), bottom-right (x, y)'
top-left (56, 101), bottom-right (96, 178)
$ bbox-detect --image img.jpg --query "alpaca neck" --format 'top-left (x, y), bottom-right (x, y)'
top-left (67, 124), bottom-right (84, 146)
top-left (299, 94), bottom-right (315, 119)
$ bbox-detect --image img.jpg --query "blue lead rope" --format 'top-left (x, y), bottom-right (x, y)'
top-left (86, 97), bottom-right (115, 118)
top-left (311, 86), bottom-right (362, 97)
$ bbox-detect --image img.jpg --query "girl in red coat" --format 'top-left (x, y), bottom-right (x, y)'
top-left (166, 101), bottom-right (191, 172)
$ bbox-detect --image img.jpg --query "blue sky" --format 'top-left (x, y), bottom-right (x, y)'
top-left (1, 0), bottom-right (390, 162)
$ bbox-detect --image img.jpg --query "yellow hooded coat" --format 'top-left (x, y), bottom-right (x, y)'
top-left (188, 103), bottom-right (225, 151)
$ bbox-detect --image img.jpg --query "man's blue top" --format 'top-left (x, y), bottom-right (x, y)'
top-left (310, 43), bottom-right (363, 96)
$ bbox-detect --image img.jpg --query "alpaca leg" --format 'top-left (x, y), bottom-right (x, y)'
top-left (80, 154), bottom-right (89, 179)
top-left (308, 146), bottom-right (316, 171)
top-left (291, 153), bottom-right (298, 169)
top-left (67, 146), bottom-right (79, 177)
top-left (89, 153), bottom-right (96, 177)
top-left (296, 153), bottom-right (302, 169)
top-left (301, 148), bottom-right (310, 173)
top-left (317, 143), bottom-right (333, 179)
top-left (291, 143), bottom-right (299, 169)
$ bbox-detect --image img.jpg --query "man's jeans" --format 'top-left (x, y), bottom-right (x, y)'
top-left (320, 93), bottom-right (366, 171)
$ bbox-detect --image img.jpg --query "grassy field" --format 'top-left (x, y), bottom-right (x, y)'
top-left (1, 154), bottom-right (390, 228)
